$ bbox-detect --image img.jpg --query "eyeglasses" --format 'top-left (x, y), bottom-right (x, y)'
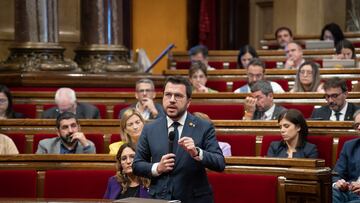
top-left (164, 92), bottom-right (186, 101)
top-left (324, 93), bottom-right (343, 100)
top-left (0, 99), bottom-right (8, 104)
top-left (353, 123), bottom-right (360, 130)
top-left (247, 73), bottom-right (263, 79)
top-left (136, 89), bottom-right (154, 94)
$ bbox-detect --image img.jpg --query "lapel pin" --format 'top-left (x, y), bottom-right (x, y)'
top-left (189, 122), bottom-right (195, 127)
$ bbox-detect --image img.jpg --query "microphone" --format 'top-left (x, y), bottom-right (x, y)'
top-left (168, 131), bottom-right (175, 154)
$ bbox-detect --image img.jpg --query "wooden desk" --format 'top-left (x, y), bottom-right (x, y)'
top-left (0, 155), bottom-right (331, 203)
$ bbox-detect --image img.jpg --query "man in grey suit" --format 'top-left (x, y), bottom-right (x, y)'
top-left (36, 112), bottom-right (95, 154)
top-left (41, 87), bottom-right (100, 119)
top-left (243, 80), bottom-right (286, 120)
top-left (119, 79), bottom-right (165, 120)
top-left (311, 77), bottom-right (359, 121)
top-left (133, 76), bottom-right (225, 203)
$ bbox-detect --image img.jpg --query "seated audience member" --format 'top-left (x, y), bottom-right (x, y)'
top-left (320, 22), bottom-right (345, 47)
top-left (104, 143), bottom-right (149, 200)
top-left (284, 42), bottom-right (305, 69)
top-left (267, 109), bottom-right (318, 158)
top-left (188, 62), bottom-right (218, 93)
top-left (234, 58), bottom-right (284, 93)
top-left (193, 112), bottom-right (231, 157)
top-left (42, 87), bottom-right (100, 119)
top-left (311, 77), bottom-right (359, 121)
top-left (119, 79), bottom-right (165, 120)
top-left (275, 26), bottom-right (293, 49)
top-left (290, 62), bottom-right (324, 93)
top-left (237, 45), bottom-right (258, 68)
top-left (332, 110), bottom-right (360, 203)
top-left (188, 45), bottom-right (215, 70)
top-left (36, 112), bottom-right (96, 154)
top-left (110, 108), bottom-right (145, 155)
top-left (0, 133), bottom-right (19, 154)
top-left (335, 39), bottom-right (356, 60)
top-left (243, 80), bottom-right (286, 120)
top-left (0, 85), bottom-right (25, 119)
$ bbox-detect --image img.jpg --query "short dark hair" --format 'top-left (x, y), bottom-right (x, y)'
top-left (275, 27), bottom-right (293, 38)
top-left (56, 112), bottom-right (79, 129)
top-left (164, 76), bottom-right (192, 99)
top-left (0, 85), bottom-right (14, 118)
top-left (247, 58), bottom-right (265, 72)
top-left (250, 80), bottom-right (273, 95)
top-left (189, 45), bottom-right (209, 57)
top-left (320, 23), bottom-right (344, 46)
top-left (237, 45), bottom-right (258, 68)
top-left (278, 109), bottom-right (308, 147)
top-left (189, 61), bottom-right (208, 77)
top-left (323, 77), bottom-right (347, 92)
top-left (335, 39), bottom-right (356, 59)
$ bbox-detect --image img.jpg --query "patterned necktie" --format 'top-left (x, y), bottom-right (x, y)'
top-left (171, 122), bottom-right (180, 153)
top-left (335, 111), bottom-right (342, 121)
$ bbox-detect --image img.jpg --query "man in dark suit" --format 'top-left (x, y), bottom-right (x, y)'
top-left (332, 110), bottom-right (360, 202)
top-left (311, 77), bottom-right (359, 121)
top-left (41, 87), bottom-right (100, 119)
top-left (119, 78), bottom-right (165, 120)
top-left (133, 76), bottom-right (225, 203)
top-left (243, 80), bottom-right (286, 120)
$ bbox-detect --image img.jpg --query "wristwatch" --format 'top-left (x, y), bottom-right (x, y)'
top-left (193, 147), bottom-right (200, 157)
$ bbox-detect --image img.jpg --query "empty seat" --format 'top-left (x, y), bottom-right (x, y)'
top-left (113, 103), bottom-right (132, 119)
top-left (336, 135), bottom-right (359, 159)
top-left (110, 134), bottom-right (122, 144)
top-left (44, 170), bottom-right (114, 199)
top-left (206, 81), bottom-right (228, 92)
top-left (13, 104), bottom-right (37, 118)
top-left (7, 133), bottom-right (26, 154)
top-left (208, 172), bottom-right (277, 203)
top-left (0, 170), bottom-right (37, 198)
top-left (282, 104), bottom-right (314, 119)
top-left (216, 134), bottom-right (256, 156)
top-left (189, 104), bottom-right (244, 120)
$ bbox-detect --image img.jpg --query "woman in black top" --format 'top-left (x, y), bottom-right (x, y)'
top-left (267, 109), bottom-right (318, 158)
top-left (0, 85), bottom-right (24, 119)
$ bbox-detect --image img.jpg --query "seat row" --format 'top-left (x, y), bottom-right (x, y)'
top-left (5, 132), bottom-right (359, 167)
top-left (0, 169), bottom-right (279, 203)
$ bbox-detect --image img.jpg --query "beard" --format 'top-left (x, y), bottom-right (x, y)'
top-left (60, 133), bottom-right (76, 146)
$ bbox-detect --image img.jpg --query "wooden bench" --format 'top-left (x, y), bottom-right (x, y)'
top-left (0, 155), bottom-right (331, 203)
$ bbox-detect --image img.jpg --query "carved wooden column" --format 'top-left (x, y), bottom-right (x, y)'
top-left (74, 0), bottom-right (137, 73)
top-left (0, 0), bottom-right (78, 72)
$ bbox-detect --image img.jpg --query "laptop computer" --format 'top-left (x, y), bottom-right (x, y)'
top-left (305, 40), bottom-right (334, 49)
top-left (322, 59), bottom-right (355, 68)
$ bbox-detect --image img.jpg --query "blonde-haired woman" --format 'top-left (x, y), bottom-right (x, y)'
top-left (109, 108), bottom-right (145, 155)
top-left (104, 143), bottom-right (150, 199)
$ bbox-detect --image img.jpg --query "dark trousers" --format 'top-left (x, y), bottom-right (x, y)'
top-left (333, 187), bottom-right (360, 203)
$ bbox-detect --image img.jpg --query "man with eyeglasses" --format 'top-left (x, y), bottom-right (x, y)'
top-left (243, 80), bottom-right (286, 120)
top-left (36, 112), bottom-right (95, 154)
top-left (311, 77), bottom-right (359, 121)
top-left (133, 76), bottom-right (225, 203)
top-left (233, 58), bottom-right (284, 93)
top-left (41, 87), bottom-right (100, 119)
top-left (119, 78), bottom-right (165, 120)
top-left (332, 110), bottom-right (360, 202)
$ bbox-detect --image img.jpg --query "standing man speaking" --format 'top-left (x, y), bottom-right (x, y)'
top-left (133, 76), bottom-right (225, 202)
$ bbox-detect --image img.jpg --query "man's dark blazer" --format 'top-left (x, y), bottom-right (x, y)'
top-left (333, 138), bottom-right (360, 183)
top-left (41, 102), bottom-right (100, 119)
top-left (118, 103), bottom-right (165, 119)
top-left (252, 105), bottom-right (286, 120)
top-left (311, 103), bottom-right (359, 121)
top-left (133, 112), bottom-right (225, 203)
